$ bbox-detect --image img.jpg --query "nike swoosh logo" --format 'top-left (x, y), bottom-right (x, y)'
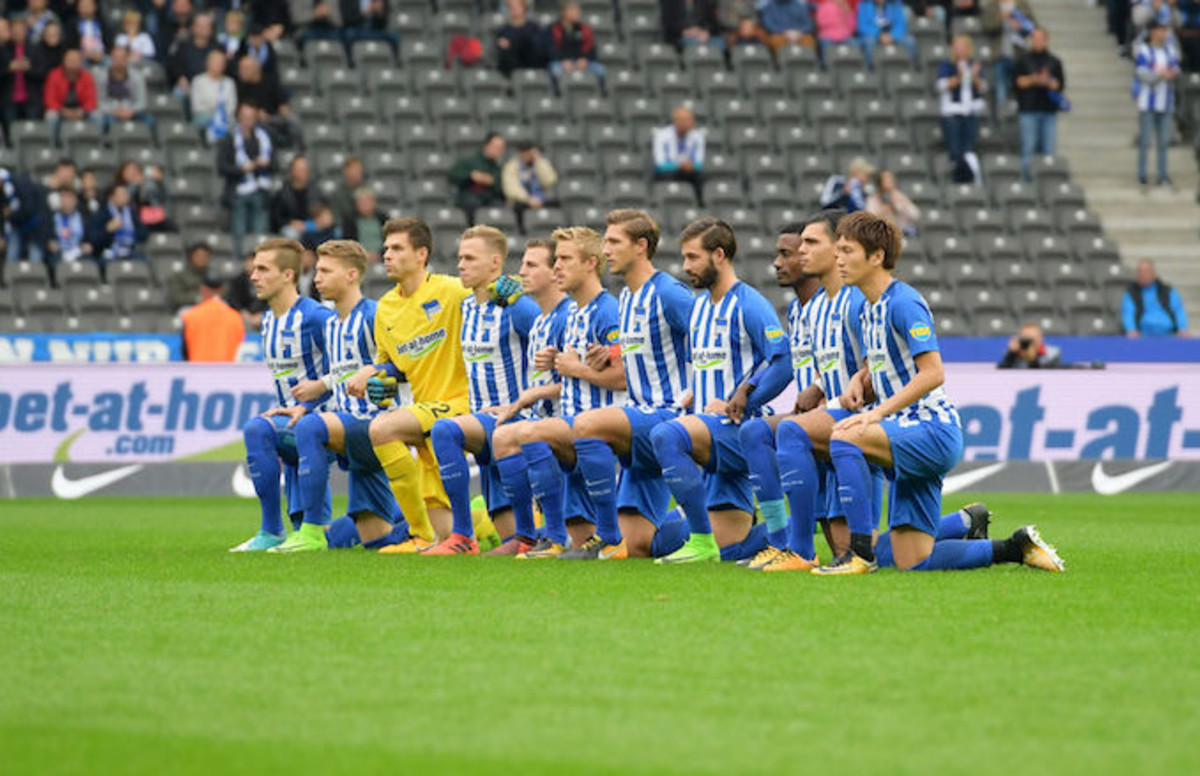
top-left (51, 464), bottom-right (144, 499)
top-left (232, 465), bottom-right (257, 498)
top-left (1090, 461), bottom-right (1172, 496)
top-left (942, 462), bottom-right (1006, 494)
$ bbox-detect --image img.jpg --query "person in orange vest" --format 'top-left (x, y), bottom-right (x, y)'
top-left (181, 275), bottom-right (246, 361)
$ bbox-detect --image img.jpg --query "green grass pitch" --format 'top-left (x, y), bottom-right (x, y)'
top-left (2, 492), bottom-right (1197, 776)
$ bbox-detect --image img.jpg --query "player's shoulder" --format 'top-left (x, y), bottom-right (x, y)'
top-left (652, 270), bottom-right (692, 295)
top-left (886, 279), bottom-right (931, 311)
top-left (733, 280), bottom-right (775, 312)
top-left (298, 297), bottom-right (334, 320)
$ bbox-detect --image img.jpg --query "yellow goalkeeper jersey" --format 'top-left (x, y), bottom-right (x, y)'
top-left (374, 273), bottom-right (471, 405)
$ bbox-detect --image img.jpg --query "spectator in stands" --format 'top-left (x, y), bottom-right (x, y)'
top-left (168, 12), bottom-right (219, 113)
top-left (47, 186), bottom-right (92, 266)
top-left (340, 0), bottom-right (400, 61)
top-left (224, 251), bottom-right (266, 330)
top-left (45, 159), bottom-right (78, 212)
top-left (998, 323), bottom-right (1062, 368)
top-left (661, 0), bottom-right (724, 49)
top-left (1123, 259), bottom-right (1190, 336)
top-left (232, 22), bottom-right (279, 88)
top-left (217, 102), bottom-right (274, 258)
top-left (502, 139), bottom-right (560, 232)
top-left (23, 0), bottom-right (61, 45)
top-left (342, 187), bottom-right (387, 260)
top-left (938, 34), bottom-right (987, 184)
top-left (1133, 21), bottom-right (1181, 187)
top-left (95, 45), bottom-right (153, 135)
top-left (43, 49), bottom-right (98, 144)
top-left (28, 21), bottom-right (66, 118)
top-left (191, 49), bottom-right (236, 142)
top-left (1014, 27), bottom-right (1066, 181)
top-left (235, 55), bottom-right (299, 148)
top-left (219, 10), bottom-right (247, 61)
top-left (297, 1), bottom-right (344, 47)
top-left (866, 169), bottom-right (921, 235)
top-left (819, 156), bottom-right (873, 212)
top-left (549, 2), bottom-right (606, 89)
top-left (168, 241), bottom-right (212, 310)
top-left (78, 167), bottom-right (101, 215)
top-left (450, 132), bottom-right (506, 225)
top-left (88, 182), bottom-right (147, 263)
top-left (116, 10), bottom-right (157, 66)
top-left (271, 156), bottom-right (315, 239)
top-left (497, 0), bottom-right (549, 76)
top-left (3, 18), bottom-right (39, 131)
top-left (300, 202), bottom-right (342, 251)
top-left (2, 166), bottom-right (52, 263)
top-left (982, 0), bottom-right (1037, 115)
top-left (857, 0), bottom-right (916, 66)
top-left (814, 0), bottom-right (858, 59)
top-left (329, 156), bottom-right (366, 226)
top-left (156, 0), bottom-right (195, 55)
top-left (759, 0), bottom-right (816, 53)
top-left (182, 274), bottom-right (246, 361)
top-left (66, 0), bottom-right (111, 69)
top-left (653, 105), bottom-right (706, 206)
top-left (250, 4), bottom-right (293, 44)
top-left (132, 163), bottom-right (173, 234)
top-left (0, 19), bottom-right (13, 144)
top-left (1180, 0), bottom-right (1200, 70)
top-left (728, 16), bottom-right (768, 49)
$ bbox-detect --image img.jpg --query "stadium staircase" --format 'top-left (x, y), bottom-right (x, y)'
top-left (1039, 0), bottom-right (1200, 317)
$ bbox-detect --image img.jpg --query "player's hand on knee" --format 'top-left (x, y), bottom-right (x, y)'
top-left (265, 405), bottom-right (307, 427)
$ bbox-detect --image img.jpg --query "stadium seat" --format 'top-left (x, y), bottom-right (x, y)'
top-left (608, 68), bottom-right (646, 102)
top-left (571, 96), bottom-right (616, 127)
top-left (790, 70), bottom-right (835, 103)
top-left (7, 261), bottom-right (51, 295)
top-left (475, 207), bottom-right (519, 234)
top-left (649, 70), bottom-right (691, 105)
top-left (57, 259), bottom-right (104, 295)
top-left (61, 120), bottom-right (103, 156)
top-left (605, 179), bottom-right (649, 209)
top-left (744, 70), bottom-right (789, 103)
top-left (66, 285), bottom-right (118, 316)
top-left (682, 44), bottom-right (725, 81)
top-left (1008, 208), bottom-right (1056, 238)
top-left (993, 181), bottom-right (1040, 212)
top-left (730, 44), bottom-right (773, 80)
top-left (1031, 155), bottom-right (1071, 188)
top-left (20, 286), bottom-right (65, 316)
top-left (352, 39), bottom-right (394, 69)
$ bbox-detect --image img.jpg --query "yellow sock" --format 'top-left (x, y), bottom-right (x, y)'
top-left (471, 495), bottom-right (499, 543)
top-left (374, 441), bottom-right (434, 541)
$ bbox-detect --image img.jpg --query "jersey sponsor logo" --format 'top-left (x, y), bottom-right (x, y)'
top-left (693, 347), bottom-right (728, 370)
top-left (765, 325), bottom-right (785, 342)
top-left (395, 328), bottom-right (447, 359)
top-left (268, 358), bottom-right (301, 379)
top-left (909, 322), bottom-right (933, 342)
top-left (51, 464), bottom-right (144, 499)
top-left (462, 341), bottom-right (499, 363)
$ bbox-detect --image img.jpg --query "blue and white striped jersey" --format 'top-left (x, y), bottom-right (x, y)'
top-left (804, 284), bottom-right (867, 401)
top-left (787, 296), bottom-right (818, 392)
top-left (1132, 42), bottom-right (1178, 113)
top-left (562, 289), bottom-right (625, 417)
top-left (618, 271), bottom-right (693, 411)
top-left (526, 296), bottom-right (572, 418)
top-left (690, 281), bottom-right (788, 416)
top-left (324, 297), bottom-right (378, 419)
top-left (460, 292), bottom-right (539, 413)
top-left (261, 296), bottom-right (334, 410)
top-left (861, 280), bottom-right (959, 426)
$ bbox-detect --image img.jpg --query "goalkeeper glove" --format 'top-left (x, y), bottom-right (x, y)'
top-left (488, 274), bottom-right (524, 307)
top-left (367, 374), bottom-right (399, 408)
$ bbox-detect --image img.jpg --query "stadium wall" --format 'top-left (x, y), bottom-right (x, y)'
top-left (1, 362), bottom-right (1198, 498)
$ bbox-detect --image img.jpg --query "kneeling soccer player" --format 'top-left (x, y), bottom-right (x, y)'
top-left (820, 212), bottom-right (1064, 574)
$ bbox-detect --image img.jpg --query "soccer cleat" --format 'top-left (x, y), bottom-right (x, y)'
top-left (377, 536), bottom-right (435, 555)
top-left (559, 535), bottom-right (628, 560)
top-left (761, 549), bottom-right (819, 573)
top-left (1013, 525), bottom-right (1066, 572)
top-left (420, 533), bottom-right (480, 556)
top-left (228, 530), bottom-right (285, 552)
top-left (740, 545), bottom-right (783, 569)
top-left (654, 536), bottom-right (720, 565)
top-left (486, 534), bottom-right (538, 557)
top-left (962, 502), bottom-right (992, 540)
top-left (811, 551), bottom-right (877, 575)
top-left (516, 538), bottom-right (566, 560)
top-left (267, 523), bottom-right (327, 553)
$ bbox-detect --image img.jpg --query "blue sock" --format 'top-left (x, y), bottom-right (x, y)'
top-left (829, 439), bottom-right (875, 560)
top-left (776, 421), bottom-right (819, 561)
top-left (244, 417), bottom-right (284, 536)
top-left (650, 422), bottom-right (712, 535)
top-left (574, 438), bottom-right (621, 545)
top-left (326, 515), bottom-right (360, 549)
top-left (524, 442), bottom-right (568, 546)
top-left (364, 521), bottom-right (411, 550)
top-left (740, 418), bottom-right (788, 548)
top-left (430, 420), bottom-right (474, 538)
top-left (870, 465), bottom-right (886, 530)
top-left (911, 539), bottom-right (994, 571)
top-left (495, 453), bottom-right (537, 540)
top-left (294, 414), bottom-right (332, 527)
top-left (650, 511), bottom-right (691, 557)
top-left (875, 532), bottom-right (894, 567)
top-left (937, 511), bottom-right (970, 540)
top-left (719, 522), bottom-right (769, 562)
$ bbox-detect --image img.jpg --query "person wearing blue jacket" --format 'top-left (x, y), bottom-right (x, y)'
top-left (857, 0), bottom-right (915, 67)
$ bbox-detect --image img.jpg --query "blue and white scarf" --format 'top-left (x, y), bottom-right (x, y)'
top-left (234, 125), bottom-right (272, 196)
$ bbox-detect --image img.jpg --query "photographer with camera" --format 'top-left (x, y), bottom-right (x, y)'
top-left (999, 322), bottom-right (1061, 369)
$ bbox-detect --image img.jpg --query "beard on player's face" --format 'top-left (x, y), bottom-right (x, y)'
top-left (687, 257), bottom-right (718, 289)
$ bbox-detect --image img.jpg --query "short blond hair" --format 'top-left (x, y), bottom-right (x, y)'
top-left (317, 239), bottom-right (368, 279)
top-left (552, 226), bottom-right (606, 277)
top-left (256, 237), bottom-right (305, 287)
top-left (460, 224), bottom-right (508, 263)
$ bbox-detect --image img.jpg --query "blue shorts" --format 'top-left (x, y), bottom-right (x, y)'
top-left (621, 406), bottom-right (680, 471)
top-left (338, 412), bottom-right (380, 471)
top-left (697, 414), bottom-right (754, 514)
top-left (266, 415), bottom-right (332, 523)
top-left (616, 466), bottom-right (672, 527)
top-left (880, 418), bottom-right (964, 536)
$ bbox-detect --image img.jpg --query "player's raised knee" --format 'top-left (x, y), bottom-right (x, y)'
top-left (293, 412), bottom-right (325, 439)
top-left (738, 416), bottom-right (772, 449)
top-left (243, 415), bottom-right (275, 444)
top-left (649, 420), bottom-right (689, 460)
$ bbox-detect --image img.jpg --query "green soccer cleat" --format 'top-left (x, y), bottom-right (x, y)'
top-left (654, 534), bottom-right (720, 565)
top-left (228, 530), bottom-right (285, 553)
top-left (268, 523), bottom-right (328, 553)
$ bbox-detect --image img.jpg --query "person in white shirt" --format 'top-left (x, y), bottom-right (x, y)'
top-left (652, 105), bottom-right (706, 206)
top-left (190, 49), bottom-right (237, 142)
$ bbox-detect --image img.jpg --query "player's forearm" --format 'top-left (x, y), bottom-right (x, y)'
top-left (581, 360), bottom-right (627, 392)
top-left (872, 361), bottom-right (943, 419)
top-left (743, 353), bottom-right (791, 415)
top-left (519, 383), bottom-right (562, 407)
